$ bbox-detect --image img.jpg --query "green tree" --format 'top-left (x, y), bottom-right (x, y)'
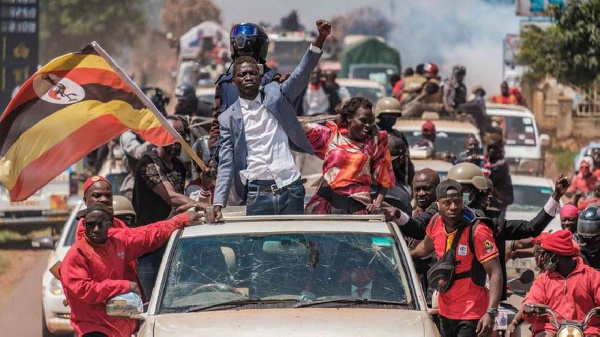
top-left (160, 0), bottom-right (221, 37)
top-left (518, 0), bottom-right (600, 90)
top-left (39, 0), bottom-right (147, 63)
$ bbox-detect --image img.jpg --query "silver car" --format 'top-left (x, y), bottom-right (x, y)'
top-left (110, 214), bottom-right (439, 336)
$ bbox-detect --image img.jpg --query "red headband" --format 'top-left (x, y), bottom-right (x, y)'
top-left (83, 175), bottom-right (111, 195)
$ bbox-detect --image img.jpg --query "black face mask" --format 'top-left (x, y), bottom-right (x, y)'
top-left (165, 145), bottom-right (181, 157)
top-left (378, 116), bottom-right (397, 131)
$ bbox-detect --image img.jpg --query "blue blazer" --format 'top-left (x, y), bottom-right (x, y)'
top-left (214, 48), bottom-right (321, 205)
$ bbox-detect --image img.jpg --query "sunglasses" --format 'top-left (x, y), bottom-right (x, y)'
top-left (230, 24), bottom-right (258, 38)
top-left (84, 220), bottom-right (111, 229)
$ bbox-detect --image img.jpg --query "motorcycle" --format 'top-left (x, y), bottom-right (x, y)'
top-left (524, 303), bottom-right (600, 337)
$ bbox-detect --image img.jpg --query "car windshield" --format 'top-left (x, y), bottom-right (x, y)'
top-left (350, 66), bottom-right (396, 85)
top-left (508, 184), bottom-right (553, 212)
top-left (339, 85), bottom-right (383, 106)
top-left (64, 217), bottom-right (79, 247)
top-left (159, 232), bottom-right (414, 313)
top-left (404, 131), bottom-right (477, 156)
top-left (490, 114), bottom-right (536, 147)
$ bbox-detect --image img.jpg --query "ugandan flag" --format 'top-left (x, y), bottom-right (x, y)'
top-left (0, 43), bottom-right (176, 201)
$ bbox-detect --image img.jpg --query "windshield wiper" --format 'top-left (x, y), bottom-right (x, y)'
top-left (294, 297), bottom-right (408, 308)
top-left (185, 298), bottom-right (299, 312)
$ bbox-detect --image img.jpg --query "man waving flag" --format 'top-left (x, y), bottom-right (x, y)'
top-left (0, 42), bottom-right (178, 202)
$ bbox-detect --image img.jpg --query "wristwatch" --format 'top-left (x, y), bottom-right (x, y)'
top-left (486, 307), bottom-right (499, 318)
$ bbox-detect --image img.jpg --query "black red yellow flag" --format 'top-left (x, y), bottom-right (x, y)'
top-left (0, 43), bottom-right (176, 201)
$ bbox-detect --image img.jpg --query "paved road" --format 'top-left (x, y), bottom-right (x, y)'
top-left (0, 250), bottom-right (50, 337)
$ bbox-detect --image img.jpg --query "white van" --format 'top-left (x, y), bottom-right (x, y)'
top-left (485, 103), bottom-right (549, 176)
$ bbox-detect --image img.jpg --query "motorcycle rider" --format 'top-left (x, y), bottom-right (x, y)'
top-left (576, 206), bottom-right (600, 269)
top-left (523, 229), bottom-right (600, 336)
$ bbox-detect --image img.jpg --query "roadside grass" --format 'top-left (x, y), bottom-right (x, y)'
top-left (0, 228), bottom-right (51, 276)
top-left (548, 147), bottom-right (578, 175)
top-left (0, 230), bottom-right (24, 244)
top-left (0, 254), bottom-right (8, 276)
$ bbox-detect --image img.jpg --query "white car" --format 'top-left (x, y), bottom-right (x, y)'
top-left (505, 175), bottom-right (560, 275)
top-left (394, 115), bottom-right (481, 159)
top-left (337, 78), bottom-right (386, 106)
top-left (40, 201), bottom-right (84, 336)
top-left (114, 214), bottom-right (439, 337)
top-left (485, 103), bottom-right (550, 176)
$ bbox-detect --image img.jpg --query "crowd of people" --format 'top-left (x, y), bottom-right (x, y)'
top-left (56, 18), bottom-right (600, 337)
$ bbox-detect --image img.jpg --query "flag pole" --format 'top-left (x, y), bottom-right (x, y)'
top-left (90, 41), bottom-right (207, 172)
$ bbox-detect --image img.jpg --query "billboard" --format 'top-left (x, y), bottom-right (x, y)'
top-left (0, 0), bottom-right (39, 111)
top-left (504, 34), bottom-right (521, 67)
top-left (516, 0), bottom-right (567, 17)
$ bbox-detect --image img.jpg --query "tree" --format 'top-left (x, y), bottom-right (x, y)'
top-left (39, 0), bottom-right (147, 63)
top-left (161, 0), bottom-right (222, 37)
top-left (330, 7), bottom-right (393, 42)
top-left (518, 0), bottom-right (600, 90)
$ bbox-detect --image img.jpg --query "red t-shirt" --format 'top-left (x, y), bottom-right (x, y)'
top-left (426, 215), bottom-right (499, 320)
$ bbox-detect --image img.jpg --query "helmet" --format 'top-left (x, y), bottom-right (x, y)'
top-left (374, 97), bottom-right (402, 117)
top-left (112, 195), bottom-right (136, 226)
top-left (447, 162), bottom-right (488, 191)
top-left (424, 63), bottom-right (438, 77)
top-left (174, 84), bottom-right (197, 102)
top-left (578, 206), bottom-right (600, 239)
top-left (230, 23), bottom-right (269, 63)
top-left (113, 195), bottom-right (136, 217)
top-left (452, 64), bottom-right (467, 76)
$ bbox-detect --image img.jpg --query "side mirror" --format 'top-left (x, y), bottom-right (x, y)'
top-left (540, 134), bottom-right (550, 147)
top-left (106, 292), bottom-right (143, 318)
top-left (519, 269), bottom-right (535, 284)
top-left (31, 236), bottom-right (55, 249)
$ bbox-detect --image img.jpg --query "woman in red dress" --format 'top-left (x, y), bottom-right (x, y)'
top-left (303, 97), bottom-right (395, 214)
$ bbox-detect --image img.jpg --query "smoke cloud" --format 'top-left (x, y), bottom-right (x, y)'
top-left (388, 0), bottom-right (520, 95)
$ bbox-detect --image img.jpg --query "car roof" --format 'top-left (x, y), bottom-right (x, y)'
top-left (180, 215), bottom-right (392, 238)
top-left (336, 78), bottom-right (385, 88)
top-left (485, 103), bottom-right (534, 117)
top-left (412, 159), bottom-right (453, 174)
top-left (394, 118), bottom-right (479, 134)
top-left (510, 174), bottom-right (553, 187)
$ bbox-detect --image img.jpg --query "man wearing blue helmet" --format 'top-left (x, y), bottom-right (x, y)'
top-left (208, 23), bottom-right (284, 165)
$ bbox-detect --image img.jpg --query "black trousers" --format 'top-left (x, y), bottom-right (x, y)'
top-left (439, 316), bottom-right (479, 337)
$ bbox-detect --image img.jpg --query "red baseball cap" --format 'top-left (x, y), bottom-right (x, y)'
top-left (421, 120), bottom-right (436, 134)
top-left (83, 175), bottom-right (111, 195)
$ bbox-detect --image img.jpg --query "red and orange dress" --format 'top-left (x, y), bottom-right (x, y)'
top-left (303, 121), bottom-right (395, 214)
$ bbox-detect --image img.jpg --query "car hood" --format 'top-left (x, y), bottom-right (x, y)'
top-left (148, 308), bottom-right (434, 337)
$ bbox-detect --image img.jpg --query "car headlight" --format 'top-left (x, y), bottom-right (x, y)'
top-left (49, 277), bottom-right (63, 296)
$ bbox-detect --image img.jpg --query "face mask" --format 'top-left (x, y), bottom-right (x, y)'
top-left (378, 116), bottom-right (397, 131)
top-left (462, 192), bottom-right (472, 206)
top-left (165, 145), bottom-right (181, 157)
top-left (542, 253), bottom-right (558, 271)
